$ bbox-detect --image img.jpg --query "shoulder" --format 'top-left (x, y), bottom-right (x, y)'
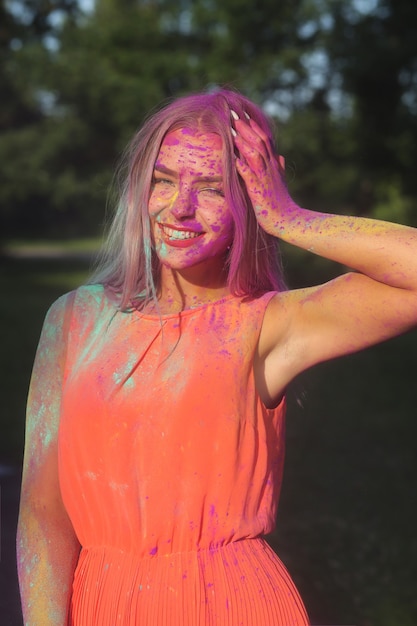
top-left (218, 291), bottom-right (282, 349)
top-left (257, 287), bottom-right (310, 360)
top-left (43, 284), bottom-right (113, 332)
top-left (238, 290), bottom-right (296, 333)
top-left (234, 290), bottom-right (279, 318)
top-left (51, 283), bottom-right (112, 314)
top-left (73, 283), bottom-right (108, 308)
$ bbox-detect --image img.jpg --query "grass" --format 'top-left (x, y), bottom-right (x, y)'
top-left (1, 240), bottom-right (417, 625)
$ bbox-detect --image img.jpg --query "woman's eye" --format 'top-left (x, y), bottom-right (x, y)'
top-left (151, 178), bottom-right (176, 197)
top-left (152, 178), bottom-right (174, 187)
top-left (198, 187), bottom-right (225, 197)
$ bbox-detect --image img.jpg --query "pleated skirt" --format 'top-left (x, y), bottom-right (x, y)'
top-left (70, 538), bottom-right (309, 625)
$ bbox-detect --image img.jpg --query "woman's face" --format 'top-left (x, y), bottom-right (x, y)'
top-left (148, 128), bottom-right (234, 272)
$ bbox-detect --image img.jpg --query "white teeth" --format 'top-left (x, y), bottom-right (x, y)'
top-left (161, 225), bottom-right (201, 240)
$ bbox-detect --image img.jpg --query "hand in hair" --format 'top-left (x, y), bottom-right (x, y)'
top-left (231, 110), bottom-right (290, 236)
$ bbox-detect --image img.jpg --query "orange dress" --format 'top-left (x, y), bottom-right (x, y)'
top-left (56, 285), bottom-right (309, 625)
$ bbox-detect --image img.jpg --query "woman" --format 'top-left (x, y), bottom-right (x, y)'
top-left (17, 89), bottom-right (417, 625)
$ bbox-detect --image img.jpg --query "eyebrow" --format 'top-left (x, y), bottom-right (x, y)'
top-left (154, 164), bottom-right (223, 184)
top-left (154, 164), bottom-right (177, 177)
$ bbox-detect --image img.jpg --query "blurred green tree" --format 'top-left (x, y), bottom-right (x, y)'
top-left (0, 0), bottom-right (416, 239)
top-left (324, 0), bottom-right (417, 222)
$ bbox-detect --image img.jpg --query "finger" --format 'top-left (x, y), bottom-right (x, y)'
top-left (277, 154), bottom-right (285, 171)
top-left (240, 115), bottom-right (279, 164)
top-left (235, 158), bottom-right (268, 209)
top-left (230, 110), bottom-right (270, 160)
top-left (234, 132), bottom-right (268, 176)
top-left (245, 116), bottom-right (270, 146)
top-left (234, 119), bottom-right (270, 163)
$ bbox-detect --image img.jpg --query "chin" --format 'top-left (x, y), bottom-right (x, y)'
top-left (160, 252), bottom-right (228, 273)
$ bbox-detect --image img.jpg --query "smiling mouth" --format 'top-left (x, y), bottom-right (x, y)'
top-left (159, 224), bottom-right (203, 240)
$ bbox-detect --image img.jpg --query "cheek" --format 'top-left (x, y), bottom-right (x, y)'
top-left (208, 219), bottom-right (234, 247)
top-left (148, 187), bottom-right (178, 216)
top-left (210, 208), bottom-right (234, 235)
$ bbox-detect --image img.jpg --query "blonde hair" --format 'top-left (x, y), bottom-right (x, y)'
top-left (90, 88), bottom-right (286, 310)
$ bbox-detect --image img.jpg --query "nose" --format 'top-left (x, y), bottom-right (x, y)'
top-left (170, 187), bottom-right (196, 219)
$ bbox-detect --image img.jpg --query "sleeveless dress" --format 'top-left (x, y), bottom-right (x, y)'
top-left (55, 285), bottom-right (309, 625)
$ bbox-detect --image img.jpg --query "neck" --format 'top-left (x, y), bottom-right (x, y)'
top-left (157, 259), bottom-right (230, 312)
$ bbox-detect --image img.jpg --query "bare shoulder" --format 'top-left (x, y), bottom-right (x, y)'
top-left (257, 270), bottom-right (417, 405)
top-left (258, 286), bottom-right (314, 360)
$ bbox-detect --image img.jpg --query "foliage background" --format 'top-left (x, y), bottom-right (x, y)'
top-left (1, 0), bottom-right (417, 624)
top-left (2, 0), bottom-right (417, 238)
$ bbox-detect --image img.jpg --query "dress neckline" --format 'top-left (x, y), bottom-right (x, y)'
top-left (132, 293), bottom-right (237, 321)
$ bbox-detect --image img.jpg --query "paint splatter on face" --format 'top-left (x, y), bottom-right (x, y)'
top-left (148, 129), bottom-right (234, 271)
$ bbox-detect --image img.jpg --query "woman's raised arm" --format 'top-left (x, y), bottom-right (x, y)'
top-left (232, 114), bottom-right (417, 404)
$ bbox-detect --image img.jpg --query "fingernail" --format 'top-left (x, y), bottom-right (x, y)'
top-left (244, 111), bottom-right (251, 120)
top-left (230, 109), bottom-right (239, 121)
top-left (231, 127), bottom-right (237, 137)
